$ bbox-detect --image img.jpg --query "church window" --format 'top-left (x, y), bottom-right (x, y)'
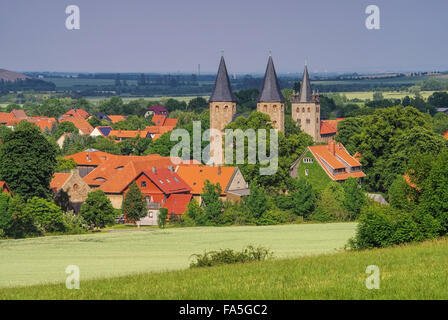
top-left (273, 105), bottom-right (277, 110)
top-left (263, 105), bottom-right (268, 112)
top-left (307, 107), bottom-right (311, 112)
top-left (302, 108), bottom-right (305, 112)
top-left (317, 107), bottom-right (320, 112)
top-left (306, 119), bottom-right (310, 124)
top-left (215, 105), bottom-right (219, 112)
top-left (296, 107), bottom-right (300, 113)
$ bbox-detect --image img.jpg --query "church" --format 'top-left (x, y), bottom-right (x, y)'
top-left (208, 55), bottom-right (341, 142)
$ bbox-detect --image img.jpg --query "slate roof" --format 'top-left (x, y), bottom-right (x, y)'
top-left (210, 56), bottom-right (236, 102)
top-left (257, 55), bottom-right (285, 103)
top-left (298, 65), bottom-right (312, 102)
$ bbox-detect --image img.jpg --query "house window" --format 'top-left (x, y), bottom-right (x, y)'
top-left (148, 211), bottom-right (153, 218)
top-left (141, 181), bottom-right (147, 188)
top-left (305, 169), bottom-right (309, 176)
top-left (303, 157), bottom-right (313, 164)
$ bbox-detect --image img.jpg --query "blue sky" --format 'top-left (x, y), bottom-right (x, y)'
top-left (0, 0), bottom-right (447, 73)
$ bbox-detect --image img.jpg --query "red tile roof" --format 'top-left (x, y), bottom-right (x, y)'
top-left (164, 118), bottom-right (178, 127)
top-left (152, 114), bottom-right (167, 126)
top-left (0, 112), bottom-right (19, 126)
top-left (444, 130), bottom-right (448, 139)
top-left (50, 173), bottom-right (71, 191)
top-left (61, 117), bottom-right (94, 135)
top-left (28, 117), bottom-right (57, 131)
top-left (63, 109), bottom-right (89, 119)
top-left (107, 115), bottom-right (127, 123)
top-left (0, 181), bottom-right (13, 196)
top-left (10, 109), bottom-right (27, 119)
top-left (142, 168), bottom-right (191, 194)
top-left (109, 130), bottom-right (149, 139)
top-left (176, 165), bottom-right (236, 195)
top-left (64, 150), bottom-right (118, 166)
top-left (308, 141), bottom-right (365, 181)
top-left (163, 193), bottom-right (192, 215)
top-left (320, 118), bottom-right (344, 135)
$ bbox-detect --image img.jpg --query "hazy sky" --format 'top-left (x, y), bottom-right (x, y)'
top-left (1, 0), bottom-right (447, 74)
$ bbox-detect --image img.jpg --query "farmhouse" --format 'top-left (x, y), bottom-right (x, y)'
top-left (50, 170), bottom-right (90, 213)
top-left (290, 140), bottom-right (365, 189)
top-left (176, 165), bottom-right (249, 204)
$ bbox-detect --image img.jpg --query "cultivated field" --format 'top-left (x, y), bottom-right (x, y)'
top-left (339, 90), bottom-right (436, 101)
top-left (1, 236), bottom-right (446, 299)
top-left (0, 223), bottom-right (356, 288)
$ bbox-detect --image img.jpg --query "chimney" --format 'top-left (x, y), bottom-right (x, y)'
top-left (217, 166), bottom-right (221, 175)
top-left (152, 166), bottom-right (156, 173)
top-left (328, 139), bottom-right (336, 155)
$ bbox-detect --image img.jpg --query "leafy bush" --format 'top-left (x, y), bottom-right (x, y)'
top-left (190, 246), bottom-right (273, 268)
top-left (62, 211), bottom-right (88, 234)
top-left (158, 207), bottom-right (168, 229)
top-left (24, 197), bottom-right (66, 233)
top-left (80, 190), bottom-right (115, 229)
top-left (348, 203), bottom-right (423, 249)
top-left (310, 207), bottom-right (334, 222)
top-left (258, 208), bottom-right (293, 225)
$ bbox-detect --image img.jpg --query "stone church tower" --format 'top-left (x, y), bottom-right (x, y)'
top-left (209, 56), bottom-right (236, 165)
top-left (257, 55), bottom-right (285, 132)
top-left (209, 56), bottom-right (236, 132)
top-left (291, 64), bottom-right (321, 141)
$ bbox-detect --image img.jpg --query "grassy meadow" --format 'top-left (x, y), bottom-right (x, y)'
top-left (1, 237), bottom-right (446, 300)
top-left (0, 223), bottom-right (356, 288)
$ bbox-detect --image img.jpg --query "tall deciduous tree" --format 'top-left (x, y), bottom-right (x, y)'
top-left (0, 121), bottom-right (57, 199)
top-left (122, 181), bottom-right (147, 224)
top-left (201, 180), bottom-right (223, 224)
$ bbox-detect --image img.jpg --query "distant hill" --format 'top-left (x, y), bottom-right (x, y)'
top-left (0, 69), bottom-right (30, 82)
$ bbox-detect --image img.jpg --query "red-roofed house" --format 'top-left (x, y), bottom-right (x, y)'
top-left (290, 140), bottom-right (365, 188)
top-left (63, 109), bottom-right (89, 119)
top-left (444, 130), bottom-right (448, 139)
top-left (64, 149), bottom-right (118, 177)
top-left (0, 181), bottom-right (13, 196)
top-left (144, 105), bottom-right (169, 118)
top-left (176, 165), bottom-right (249, 204)
top-left (50, 170), bottom-right (90, 213)
top-left (61, 117), bottom-right (94, 135)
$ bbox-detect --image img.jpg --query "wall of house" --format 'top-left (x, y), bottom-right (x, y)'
top-left (226, 168), bottom-right (249, 192)
top-left (291, 150), bottom-right (331, 192)
top-left (63, 171), bottom-right (90, 203)
top-left (107, 194), bottom-right (124, 209)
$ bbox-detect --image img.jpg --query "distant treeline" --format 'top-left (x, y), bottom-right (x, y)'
top-left (0, 79), bottom-right (56, 93)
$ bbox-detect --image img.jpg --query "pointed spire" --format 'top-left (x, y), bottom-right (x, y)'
top-left (210, 56), bottom-right (236, 102)
top-left (298, 64), bottom-right (312, 102)
top-left (257, 55), bottom-right (285, 103)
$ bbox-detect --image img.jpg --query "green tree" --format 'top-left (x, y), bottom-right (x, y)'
top-left (187, 97), bottom-right (208, 112)
top-left (315, 181), bottom-right (348, 221)
top-left (0, 121), bottom-right (57, 199)
top-left (201, 180), bottom-right (223, 224)
top-left (244, 182), bottom-right (268, 220)
top-left (80, 190), bottom-right (115, 229)
top-left (2, 196), bottom-right (40, 238)
top-left (342, 178), bottom-right (367, 220)
top-left (291, 179), bottom-right (316, 218)
top-left (23, 197), bottom-right (65, 233)
top-left (122, 182), bottom-right (147, 224)
top-left (158, 207), bottom-right (168, 229)
top-left (185, 199), bottom-right (206, 225)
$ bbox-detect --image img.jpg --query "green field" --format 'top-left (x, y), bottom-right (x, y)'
top-left (0, 223), bottom-right (356, 288)
top-left (338, 90), bottom-right (437, 101)
top-left (1, 236), bottom-right (446, 300)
